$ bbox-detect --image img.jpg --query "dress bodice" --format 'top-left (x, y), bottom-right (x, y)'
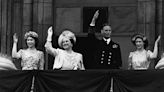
top-left (129, 50), bottom-right (153, 70)
top-left (18, 49), bottom-right (43, 70)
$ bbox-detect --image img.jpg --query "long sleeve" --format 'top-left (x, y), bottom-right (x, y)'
top-left (85, 25), bottom-right (98, 69)
top-left (88, 25), bottom-right (96, 39)
top-left (45, 40), bottom-right (57, 57)
top-left (87, 25), bottom-right (98, 51)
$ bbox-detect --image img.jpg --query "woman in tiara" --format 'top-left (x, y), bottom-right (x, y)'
top-left (12, 31), bottom-right (45, 70)
top-left (45, 26), bottom-right (85, 70)
top-left (128, 34), bottom-right (160, 70)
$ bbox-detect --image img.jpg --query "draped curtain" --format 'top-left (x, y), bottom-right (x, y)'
top-left (0, 70), bottom-right (164, 92)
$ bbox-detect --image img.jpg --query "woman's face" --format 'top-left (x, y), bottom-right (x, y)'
top-left (62, 38), bottom-right (73, 50)
top-left (26, 37), bottom-right (35, 48)
top-left (135, 38), bottom-right (144, 49)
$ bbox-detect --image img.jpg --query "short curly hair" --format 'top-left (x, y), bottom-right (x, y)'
top-left (131, 33), bottom-right (148, 49)
top-left (58, 29), bottom-right (76, 48)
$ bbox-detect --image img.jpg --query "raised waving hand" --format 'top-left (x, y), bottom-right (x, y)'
top-left (90, 10), bottom-right (99, 25)
top-left (13, 33), bottom-right (18, 43)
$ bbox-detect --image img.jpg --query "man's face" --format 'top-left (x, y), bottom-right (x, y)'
top-left (101, 26), bottom-right (112, 38)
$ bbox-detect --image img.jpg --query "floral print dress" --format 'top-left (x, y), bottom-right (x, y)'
top-left (17, 49), bottom-right (44, 70)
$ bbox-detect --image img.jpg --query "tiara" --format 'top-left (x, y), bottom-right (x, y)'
top-left (24, 31), bottom-right (38, 39)
top-left (132, 34), bottom-right (147, 41)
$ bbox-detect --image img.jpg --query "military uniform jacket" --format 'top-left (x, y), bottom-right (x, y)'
top-left (87, 26), bottom-right (122, 69)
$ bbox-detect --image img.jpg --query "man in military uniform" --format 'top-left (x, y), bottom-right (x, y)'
top-left (87, 10), bottom-right (122, 69)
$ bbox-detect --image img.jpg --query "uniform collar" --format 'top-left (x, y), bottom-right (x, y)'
top-left (103, 37), bottom-right (111, 44)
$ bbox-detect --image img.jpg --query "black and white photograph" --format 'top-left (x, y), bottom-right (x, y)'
top-left (0, 0), bottom-right (163, 92)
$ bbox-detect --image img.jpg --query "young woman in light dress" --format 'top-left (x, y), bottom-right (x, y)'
top-left (128, 34), bottom-right (160, 70)
top-left (45, 27), bottom-right (85, 70)
top-left (12, 31), bottom-right (45, 70)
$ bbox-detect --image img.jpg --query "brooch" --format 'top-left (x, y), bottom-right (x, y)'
top-left (113, 44), bottom-right (118, 48)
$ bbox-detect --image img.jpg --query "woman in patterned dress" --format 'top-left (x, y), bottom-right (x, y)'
top-left (45, 27), bottom-right (85, 70)
top-left (128, 34), bottom-right (160, 70)
top-left (12, 31), bottom-right (44, 70)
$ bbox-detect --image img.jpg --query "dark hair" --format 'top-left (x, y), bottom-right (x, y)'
top-left (131, 34), bottom-right (148, 49)
top-left (101, 23), bottom-right (111, 30)
top-left (25, 36), bottom-right (39, 47)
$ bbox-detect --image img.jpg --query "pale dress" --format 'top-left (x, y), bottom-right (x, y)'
top-left (17, 49), bottom-right (44, 70)
top-left (155, 53), bottom-right (164, 69)
top-left (128, 50), bottom-right (153, 70)
top-left (155, 58), bottom-right (164, 69)
top-left (45, 40), bottom-right (85, 70)
top-left (52, 48), bottom-right (84, 70)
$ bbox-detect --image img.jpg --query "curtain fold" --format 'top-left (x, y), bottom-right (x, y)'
top-left (0, 70), bottom-right (164, 92)
top-left (113, 70), bottom-right (164, 92)
top-left (34, 70), bottom-right (111, 92)
top-left (0, 70), bottom-right (33, 92)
